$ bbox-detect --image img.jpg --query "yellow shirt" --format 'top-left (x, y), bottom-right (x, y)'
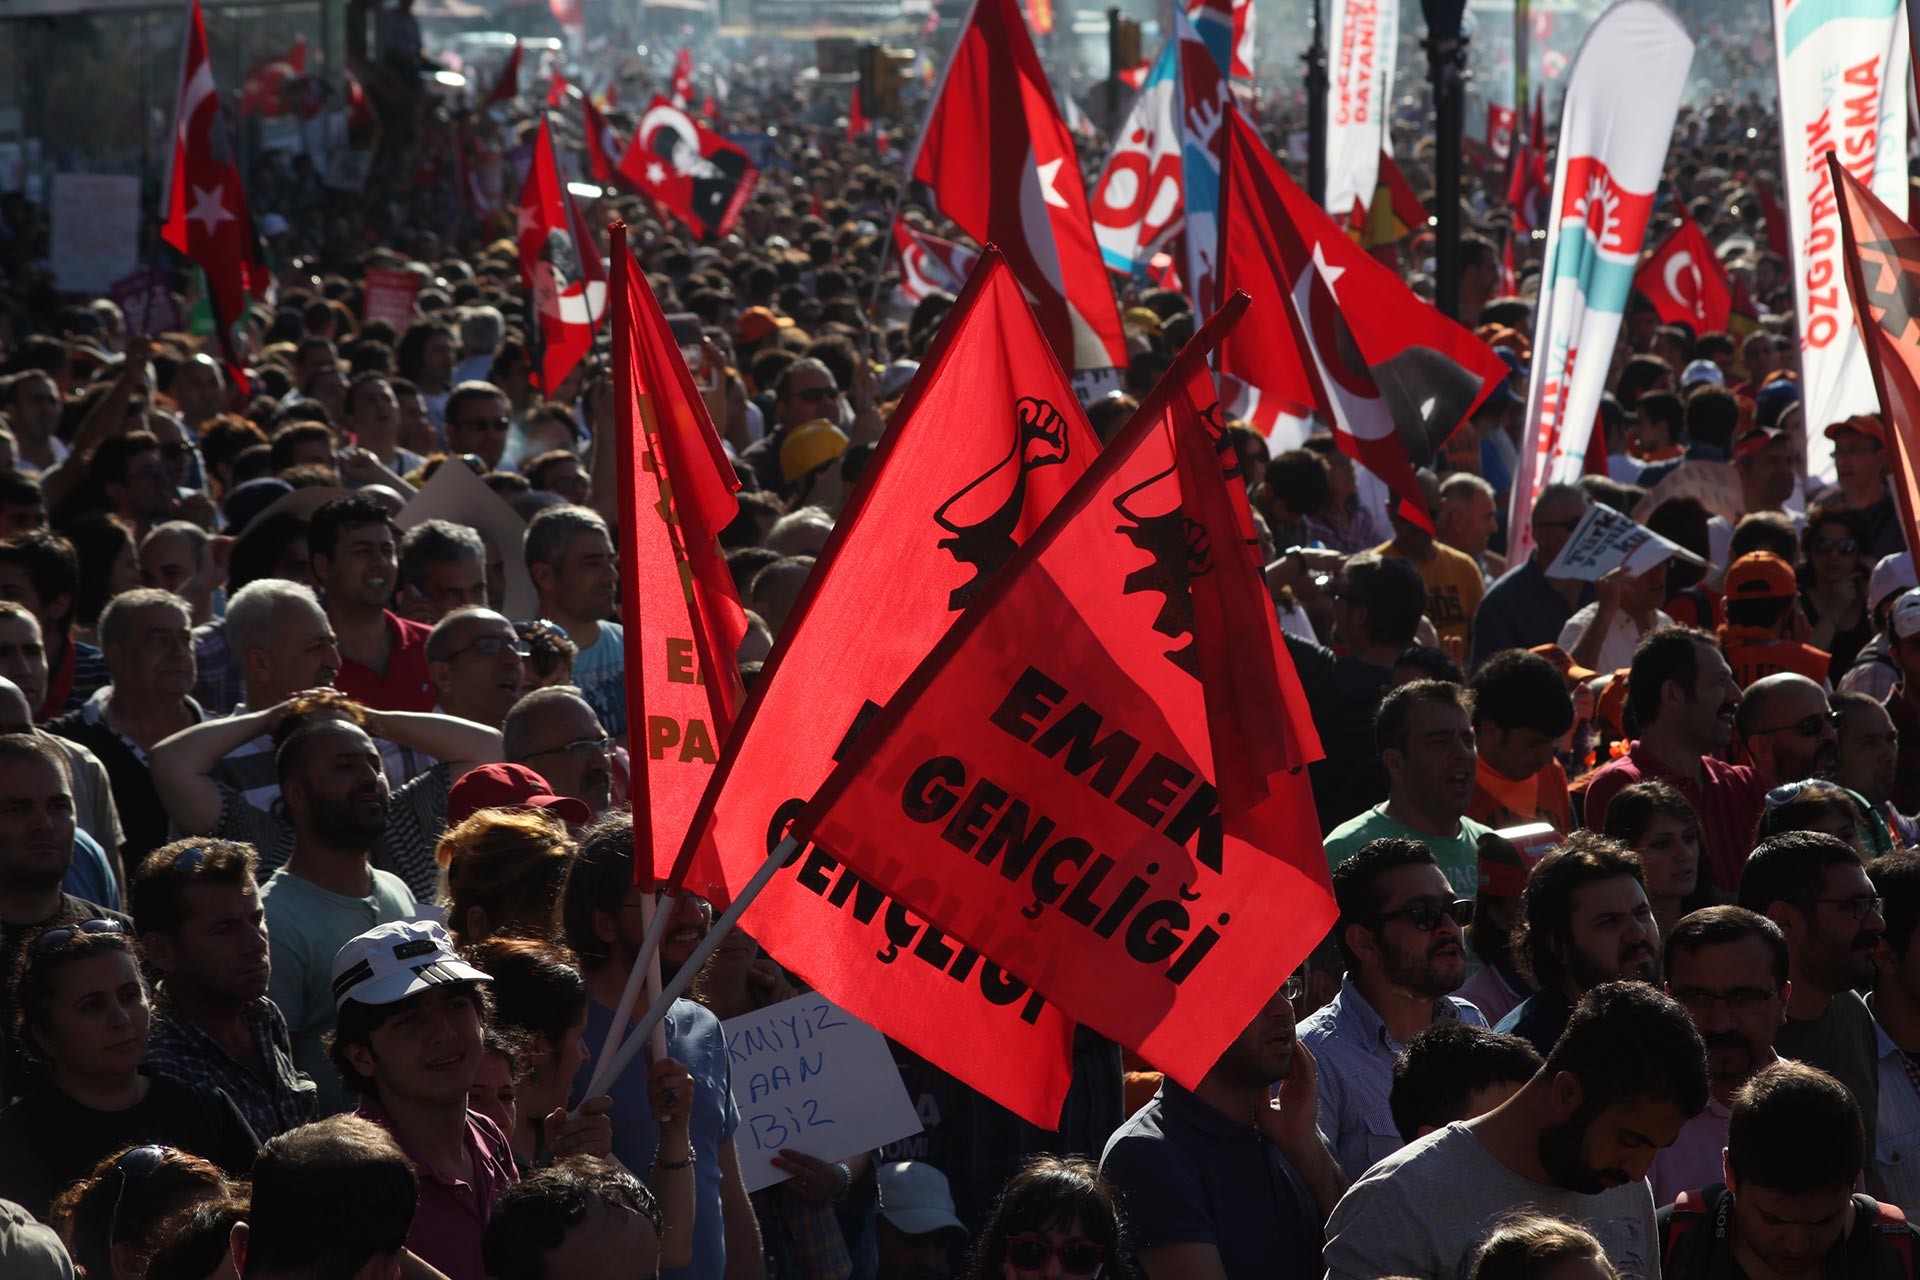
top-left (1376, 540), bottom-right (1486, 652)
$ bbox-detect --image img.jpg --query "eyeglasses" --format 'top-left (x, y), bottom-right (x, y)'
top-left (456, 415), bottom-right (512, 433)
top-left (1811, 537), bottom-right (1860, 555)
top-left (31, 917), bottom-right (127, 952)
top-left (171, 845), bottom-right (212, 872)
top-left (1006, 1236), bottom-right (1105, 1277)
top-left (159, 442), bottom-right (193, 462)
top-left (1282, 973), bottom-right (1304, 1002)
top-left (440, 633), bottom-right (530, 662)
top-left (1797, 894), bottom-right (1883, 922)
top-left (106, 1145), bottom-right (170, 1251)
top-left (520, 734), bottom-right (612, 762)
top-left (1670, 985), bottom-right (1780, 1014)
top-left (1752, 713), bottom-right (1838, 741)
top-left (1369, 899), bottom-right (1474, 932)
top-left (790, 386), bottom-right (839, 404)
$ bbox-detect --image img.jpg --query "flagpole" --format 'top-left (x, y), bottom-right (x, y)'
top-left (587, 837), bottom-right (800, 1097)
top-left (585, 885), bottom-right (678, 1096)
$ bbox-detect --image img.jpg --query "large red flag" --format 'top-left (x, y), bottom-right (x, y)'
top-left (913, 0), bottom-right (1128, 375)
top-left (162, 0), bottom-right (267, 375)
top-left (679, 249), bottom-right (1098, 1125)
top-left (1831, 154), bottom-right (1920, 560)
top-left (1633, 208), bottom-right (1733, 335)
top-left (789, 293), bottom-right (1336, 1090)
top-left (484, 40), bottom-right (521, 106)
top-left (517, 120), bottom-right (607, 394)
top-left (581, 93), bottom-right (624, 186)
top-left (619, 97), bottom-right (760, 240)
top-left (610, 221), bottom-right (748, 882)
top-left (1217, 107), bottom-right (1507, 529)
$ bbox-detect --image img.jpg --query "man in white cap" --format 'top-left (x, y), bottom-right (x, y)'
top-left (1838, 552), bottom-right (1919, 700)
top-left (875, 1162), bottom-right (967, 1280)
top-left (1883, 588), bottom-right (1920, 813)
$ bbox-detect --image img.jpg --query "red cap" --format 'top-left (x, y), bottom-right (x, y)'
top-left (1824, 413), bottom-right (1886, 444)
top-left (1724, 550), bottom-right (1797, 601)
top-left (446, 763), bottom-right (593, 829)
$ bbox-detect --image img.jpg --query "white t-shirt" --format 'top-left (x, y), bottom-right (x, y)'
top-left (1558, 605), bottom-right (1676, 676)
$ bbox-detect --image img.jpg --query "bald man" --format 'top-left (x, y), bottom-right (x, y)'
top-left (1736, 672), bottom-right (1839, 784)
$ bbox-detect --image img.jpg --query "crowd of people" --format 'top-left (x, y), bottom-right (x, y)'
top-left (0, 0), bottom-right (1914, 1277)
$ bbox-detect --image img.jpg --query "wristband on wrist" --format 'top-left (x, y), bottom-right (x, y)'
top-left (656, 1151), bottom-right (695, 1171)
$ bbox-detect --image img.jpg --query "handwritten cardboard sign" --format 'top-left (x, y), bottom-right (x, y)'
top-left (1545, 502), bottom-right (1706, 582)
top-left (720, 994), bottom-right (921, 1193)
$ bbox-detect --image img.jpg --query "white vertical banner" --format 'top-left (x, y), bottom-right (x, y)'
top-left (1322, 0), bottom-right (1399, 222)
top-left (1775, 0), bottom-right (1909, 479)
top-left (1089, 39), bottom-right (1182, 273)
top-left (1507, 0), bottom-right (1693, 568)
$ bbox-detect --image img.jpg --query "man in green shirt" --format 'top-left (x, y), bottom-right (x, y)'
top-left (1326, 681), bottom-right (1491, 899)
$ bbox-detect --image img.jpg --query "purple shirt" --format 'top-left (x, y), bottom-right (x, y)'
top-left (1646, 1090), bottom-right (1733, 1208)
top-left (357, 1095), bottom-right (518, 1280)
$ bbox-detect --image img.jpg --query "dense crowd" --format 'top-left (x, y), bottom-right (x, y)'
top-left (0, 1), bottom-right (1913, 1279)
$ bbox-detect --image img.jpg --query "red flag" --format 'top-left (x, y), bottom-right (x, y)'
top-left (1633, 208), bottom-right (1733, 335)
top-left (517, 120), bottom-right (607, 394)
top-left (894, 221), bottom-right (981, 302)
top-left (1758, 179), bottom-right (1790, 259)
top-left (809, 184), bottom-right (823, 220)
top-left (241, 38), bottom-right (308, 116)
top-left (582, 94), bottom-right (624, 185)
top-left (346, 69), bottom-right (376, 130)
top-left (1831, 154), bottom-right (1920, 563)
top-left (162, 0), bottom-right (266, 376)
top-left (848, 85), bottom-right (869, 139)
top-left (1499, 231), bottom-right (1519, 296)
top-left (619, 97), bottom-right (760, 240)
top-left (1217, 106), bottom-right (1507, 530)
top-left (546, 68), bottom-right (571, 107)
top-left (484, 40), bottom-right (521, 106)
top-left (1357, 149), bottom-right (1428, 256)
top-left (679, 249), bottom-right (1099, 1125)
top-left (1118, 63), bottom-right (1150, 89)
top-left (671, 47), bottom-right (694, 107)
top-left (914, 0), bottom-right (1128, 373)
top-left (1506, 136), bottom-right (1550, 232)
top-left (789, 293), bottom-right (1335, 1092)
top-left (610, 221), bottom-right (747, 882)
top-left (1487, 103), bottom-right (1516, 160)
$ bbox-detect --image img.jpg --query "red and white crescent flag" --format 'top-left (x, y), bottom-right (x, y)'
top-left (516, 120), bottom-right (607, 394)
top-left (1632, 208), bottom-right (1732, 335)
top-left (893, 222), bottom-right (981, 303)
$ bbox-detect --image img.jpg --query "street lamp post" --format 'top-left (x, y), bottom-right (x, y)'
top-left (1304, 0), bottom-right (1328, 206)
top-left (1423, 0), bottom-right (1468, 319)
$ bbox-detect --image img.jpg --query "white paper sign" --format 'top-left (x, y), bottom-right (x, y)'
top-left (1545, 502), bottom-right (1705, 582)
top-left (395, 461), bottom-right (538, 621)
top-left (721, 994), bottom-right (921, 1193)
top-left (50, 174), bottom-right (139, 293)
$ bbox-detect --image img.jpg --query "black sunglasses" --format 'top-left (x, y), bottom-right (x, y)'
top-left (441, 633), bottom-right (530, 662)
top-left (791, 386), bottom-right (839, 403)
top-left (1006, 1236), bottom-right (1105, 1277)
top-left (1751, 712), bottom-right (1838, 739)
top-left (1370, 899), bottom-right (1474, 931)
top-left (107, 1146), bottom-right (170, 1249)
top-left (1811, 536), bottom-right (1859, 555)
top-left (32, 917), bottom-right (127, 952)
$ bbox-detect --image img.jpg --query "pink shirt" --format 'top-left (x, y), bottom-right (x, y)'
top-left (1646, 1090), bottom-right (1732, 1208)
top-left (357, 1096), bottom-right (519, 1280)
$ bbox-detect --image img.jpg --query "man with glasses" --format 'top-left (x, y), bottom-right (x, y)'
top-left (1469, 483), bottom-right (1595, 670)
top-left (1737, 672), bottom-right (1839, 786)
top-left (1646, 906), bottom-right (1791, 1204)
top-left (1868, 851), bottom-right (1920, 1213)
top-left (426, 608), bottom-right (525, 730)
top-left (1496, 833), bottom-right (1662, 1056)
top-left (1738, 831), bottom-right (1885, 1181)
top-left (740, 359), bottom-right (842, 492)
top-left (503, 685), bottom-right (615, 817)
top-left (1300, 837), bottom-right (1485, 1179)
top-left (444, 381), bottom-right (513, 471)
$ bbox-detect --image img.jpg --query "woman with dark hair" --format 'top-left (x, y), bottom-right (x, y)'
top-left (0, 921), bottom-right (256, 1218)
top-left (1470, 1215), bottom-right (1615, 1280)
top-left (967, 1157), bottom-right (1127, 1280)
top-left (1601, 780), bottom-right (1720, 940)
top-left (1799, 504), bottom-right (1872, 674)
top-left (1751, 778), bottom-right (1889, 858)
top-left (49, 1145), bottom-right (229, 1280)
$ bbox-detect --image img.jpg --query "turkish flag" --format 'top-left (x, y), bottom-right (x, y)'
top-left (162, 0), bottom-right (267, 376)
top-left (790, 293), bottom-right (1336, 1095)
top-left (1832, 154), bottom-right (1920, 566)
top-left (671, 47), bottom-right (694, 108)
top-left (678, 248), bottom-right (1098, 1125)
top-left (1633, 208), bottom-right (1733, 335)
top-left (1759, 179), bottom-right (1791, 259)
top-left (582, 94), bottom-right (624, 186)
top-left (914, 0), bottom-right (1128, 374)
top-left (484, 40), bottom-right (520, 106)
top-left (1487, 103), bottom-right (1516, 161)
top-left (609, 221), bottom-right (747, 884)
top-left (619, 97), bottom-right (760, 240)
top-left (1217, 106), bottom-right (1508, 530)
top-left (894, 221), bottom-right (981, 303)
top-left (517, 120), bottom-right (607, 394)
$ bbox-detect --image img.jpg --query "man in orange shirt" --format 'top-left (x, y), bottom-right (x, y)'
top-left (1377, 469), bottom-right (1486, 661)
top-left (1467, 648), bottom-right (1576, 832)
top-left (1719, 551), bottom-right (1832, 689)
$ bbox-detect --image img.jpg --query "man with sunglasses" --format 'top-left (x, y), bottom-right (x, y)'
top-left (426, 608), bottom-right (525, 730)
top-left (1738, 831), bottom-right (1886, 1182)
top-left (1300, 837), bottom-right (1485, 1180)
top-left (502, 686), bottom-right (616, 817)
top-left (444, 381), bottom-right (513, 471)
top-left (739, 359), bottom-right (842, 493)
top-left (1738, 672), bottom-right (1839, 787)
top-left (1645, 906), bottom-right (1791, 1204)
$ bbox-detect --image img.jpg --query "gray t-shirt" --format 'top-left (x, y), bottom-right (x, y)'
top-left (1322, 1122), bottom-right (1659, 1280)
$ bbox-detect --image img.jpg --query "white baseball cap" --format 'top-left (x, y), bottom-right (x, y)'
top-left (330, 919), bottom-right (490, 1011)
top-left (877, 1161), bottom-right (966, 1237)
top-left (1872, 553), bottom-right (1917, 614)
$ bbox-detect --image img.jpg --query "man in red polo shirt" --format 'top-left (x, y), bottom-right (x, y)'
top-left (1582, 626), bottom-right (1773, 894)
top-left (311, 495), bottom-right (436, 713)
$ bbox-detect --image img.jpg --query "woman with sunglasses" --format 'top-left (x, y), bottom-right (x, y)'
top-left (968, 1157), bottom-right (1126, 1280)
top-left (1751, 778), bottom-right (1891, 859)
top-left (1799, 506), bottom-right (1872, 675)
top-left (0, 921), bottom-right (257, 1219)
top-left (49, 1145), bottom-right (229, 1280)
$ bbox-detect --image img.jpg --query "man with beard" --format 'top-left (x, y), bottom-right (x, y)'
top-left (1325, 681), bottom-right (1491, 899)
top-left (258, 718), bottom-right (418, 1116)
top-left (1326, 982), bottom-right (1706, 1280)
top-left (131, 837), bottom-right (315, 1139)
top-left (1658, 1062), bottom-right (1917, 1280)
top-left (1497, 834), bottom-right (1662, 1056)
top-left (1583, 627), bottom-right (1770, 895)
top-left (1866, 850), bottom-right (1920, 1213)
top-left (503, 686), bottom-right (615, 818)
top-left (1100, 983), bottom-right (1346, 1280)
top-left (1739, 831), bottom-right (1885, 1180)
top-left (1832, 693), bottom-right (1915, 846)
top-left (1737, 673), bottom-right (1840, 787)
top-left (1300, 837), bottom-right (1485, 1179)
top-left (1646, 907), bottom-right (1791, 1204)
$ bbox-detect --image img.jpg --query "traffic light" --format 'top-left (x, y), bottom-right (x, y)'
top-left (1109, 9), bottom-right (1142, 78)
top-left (858, 43), bottom-right (913, 115)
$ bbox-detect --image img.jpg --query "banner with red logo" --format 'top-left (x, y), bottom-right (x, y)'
top-left (1507, 1), bottom-right (1692, 567)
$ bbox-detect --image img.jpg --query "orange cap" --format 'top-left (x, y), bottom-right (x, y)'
top-left (1824, 413), bottom-right (1885, 444)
